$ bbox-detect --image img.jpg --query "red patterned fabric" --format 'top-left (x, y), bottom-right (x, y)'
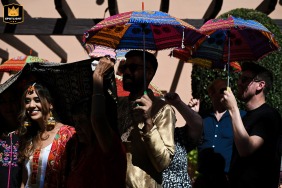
top-left (44, 125), bottom-right (76, 188)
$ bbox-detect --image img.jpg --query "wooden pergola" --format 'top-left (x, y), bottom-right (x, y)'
top-left (0, 0), bottom-right (281, 63)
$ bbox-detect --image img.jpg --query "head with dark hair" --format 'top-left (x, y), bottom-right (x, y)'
top-left (207, 79), bottom-right (227, 111)
top-left (125, 50), bottom-right (158, 74)
top-left (121, 50), bottom-right (158, 93)
top-left (19, 83), bottom-right (58, 129)
top-left (18, 82), bottom-right (59, 162)
top-left (237, 62), bottom-right (273, 102)
top-left (241, 62), bottom-right (273, 94)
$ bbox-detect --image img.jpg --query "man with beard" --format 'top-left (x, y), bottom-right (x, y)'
top-left (117, 50), bottom-right (176, 188)
top-left (222, 62), bottom-right (282, 188)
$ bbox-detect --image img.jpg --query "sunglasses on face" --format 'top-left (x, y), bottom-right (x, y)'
top-left (239, 76), bottom-right (261, 84)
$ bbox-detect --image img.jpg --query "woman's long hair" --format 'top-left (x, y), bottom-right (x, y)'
top-left (17, 83), bottom-right (59, 162)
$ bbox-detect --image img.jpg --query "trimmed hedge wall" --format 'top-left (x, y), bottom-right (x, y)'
top-left (191, 8), bottom-right (282, 115)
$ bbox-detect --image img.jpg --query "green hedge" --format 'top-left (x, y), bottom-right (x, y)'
top-left (188, 8), bottom-right (282, 181)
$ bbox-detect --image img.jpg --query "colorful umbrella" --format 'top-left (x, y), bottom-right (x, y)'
top-left (83, 10), bottom-right (204, 51)
top-left (170, 47), bottom-right (241, 72)
top-left (192, 15), bottom-right (279, 86)
top-left (0, 55), bottom-right (49, 72)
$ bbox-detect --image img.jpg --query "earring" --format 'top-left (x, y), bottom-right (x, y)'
top-left (24, 119), bottom-right (31, 127)
top-left (47, 110), bottom-right (56, 126)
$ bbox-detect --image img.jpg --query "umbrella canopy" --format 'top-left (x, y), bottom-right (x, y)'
top-left (192, 15), bottom-right (279, 86)
top-left (193, 15), bottom-right (279, 62)
top-left (0, 55), bottom-right (49, 72)
top-left (82, 10), bottom-right (204, 51)
top-left (170, 47), bottom-right (241, 72)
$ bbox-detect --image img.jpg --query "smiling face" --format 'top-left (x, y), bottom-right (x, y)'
top-left (24, 89), bottom-right (52, 126)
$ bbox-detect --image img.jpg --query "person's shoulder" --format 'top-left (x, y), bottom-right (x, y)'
top-left (152, 96), bottom-right (172, 110)
top-left (58, 124), bottom-right (76, 135)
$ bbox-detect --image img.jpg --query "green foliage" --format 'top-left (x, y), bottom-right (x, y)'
top-left (192, 8), bottom-right (282, 115)
top-left (187, 149), bottom-right (199, 182)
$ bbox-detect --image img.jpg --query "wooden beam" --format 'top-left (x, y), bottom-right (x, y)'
top-left (169, 60), bottom-right (184, 93)
top-left (107, 0), bottom-right (119, 16)
top-left (183, 19), bottom-right (205, 29)
top-left (0, 18), bottom-right (281, 34)
top-left (0, 18), bottom-right (104, 35)
top-left (54, 0), bottom-right (75, 18)
top-left (202, 0), bottom-right (223, 22)
top-left (256, 0), bottom-right (278, 15)
top-left (36, 36), bottom-right (67, 63)
top-left (0, 48), bottom-right (9, 63)
top-left (160, 0), bottom-right (170, 13)
top-left (1, 0), bottom-right (69, 62)
top-left (0, 35), bottom-right (38, 56)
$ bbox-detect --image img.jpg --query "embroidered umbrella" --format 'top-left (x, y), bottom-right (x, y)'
top-left (192, 15), bottom-right (279, 86)
top-left (82, 10), bottom-right (204, 92)
top-left (0, 55), bottom-right (49, 72)
top-left (83, 10), bottom-right (203, 51)
top-left (169, 46), bottom-right (241, 72)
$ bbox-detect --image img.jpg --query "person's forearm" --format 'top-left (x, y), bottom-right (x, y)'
top-left (92, 73), bottom-right (115, 154)
top-left (229, 106), bottom-right (252, 156)
top-left (172, 100), bottom-right (203, 140)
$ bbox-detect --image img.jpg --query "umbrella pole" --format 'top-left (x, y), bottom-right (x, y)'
top-left (227, 31), bottom-right (231, 88)
top-left (142, 24), bottom-right (147, 95)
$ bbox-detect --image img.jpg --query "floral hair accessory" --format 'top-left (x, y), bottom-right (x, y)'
top-left (27, 83), bottom-right (36, 95)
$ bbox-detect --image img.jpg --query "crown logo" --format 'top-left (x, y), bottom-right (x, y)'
top-left (8, 6), bottom-right (19, 17)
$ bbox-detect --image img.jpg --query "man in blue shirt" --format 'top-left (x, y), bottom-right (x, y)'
top-left (192, 79), bottom-right (246, 188)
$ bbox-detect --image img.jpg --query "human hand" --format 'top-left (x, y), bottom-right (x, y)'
top-left (134, 94), bottom-right (153, 132)
top-left (188, 98), bottom-right (200, 112)
top-left (221, 87), bottom-right (238, 111)
top-left (93, 56), bottom-right (115, 78)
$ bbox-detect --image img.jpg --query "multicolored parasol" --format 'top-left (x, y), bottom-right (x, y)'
top-left (192, 15), bottom-right (279, 86)
top-left (170, 47), bottom-right (241, 72)
top-left (83, 10), bottom-right (204, 51)
top-left (0, 55), bottom-right (49, 72)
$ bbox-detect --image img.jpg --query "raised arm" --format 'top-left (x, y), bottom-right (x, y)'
top-left (91, 57), bottom-right (116, 154)
top-left (165, 93), bottom-right (203, 145)
top-left (222, 88), bottom-right (264, 156)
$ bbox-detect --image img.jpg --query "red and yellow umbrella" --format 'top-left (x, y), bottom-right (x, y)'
top-left (170, 47), bottom-right (242, 72)
top-left (0, 55), bottom-right (49, 72)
